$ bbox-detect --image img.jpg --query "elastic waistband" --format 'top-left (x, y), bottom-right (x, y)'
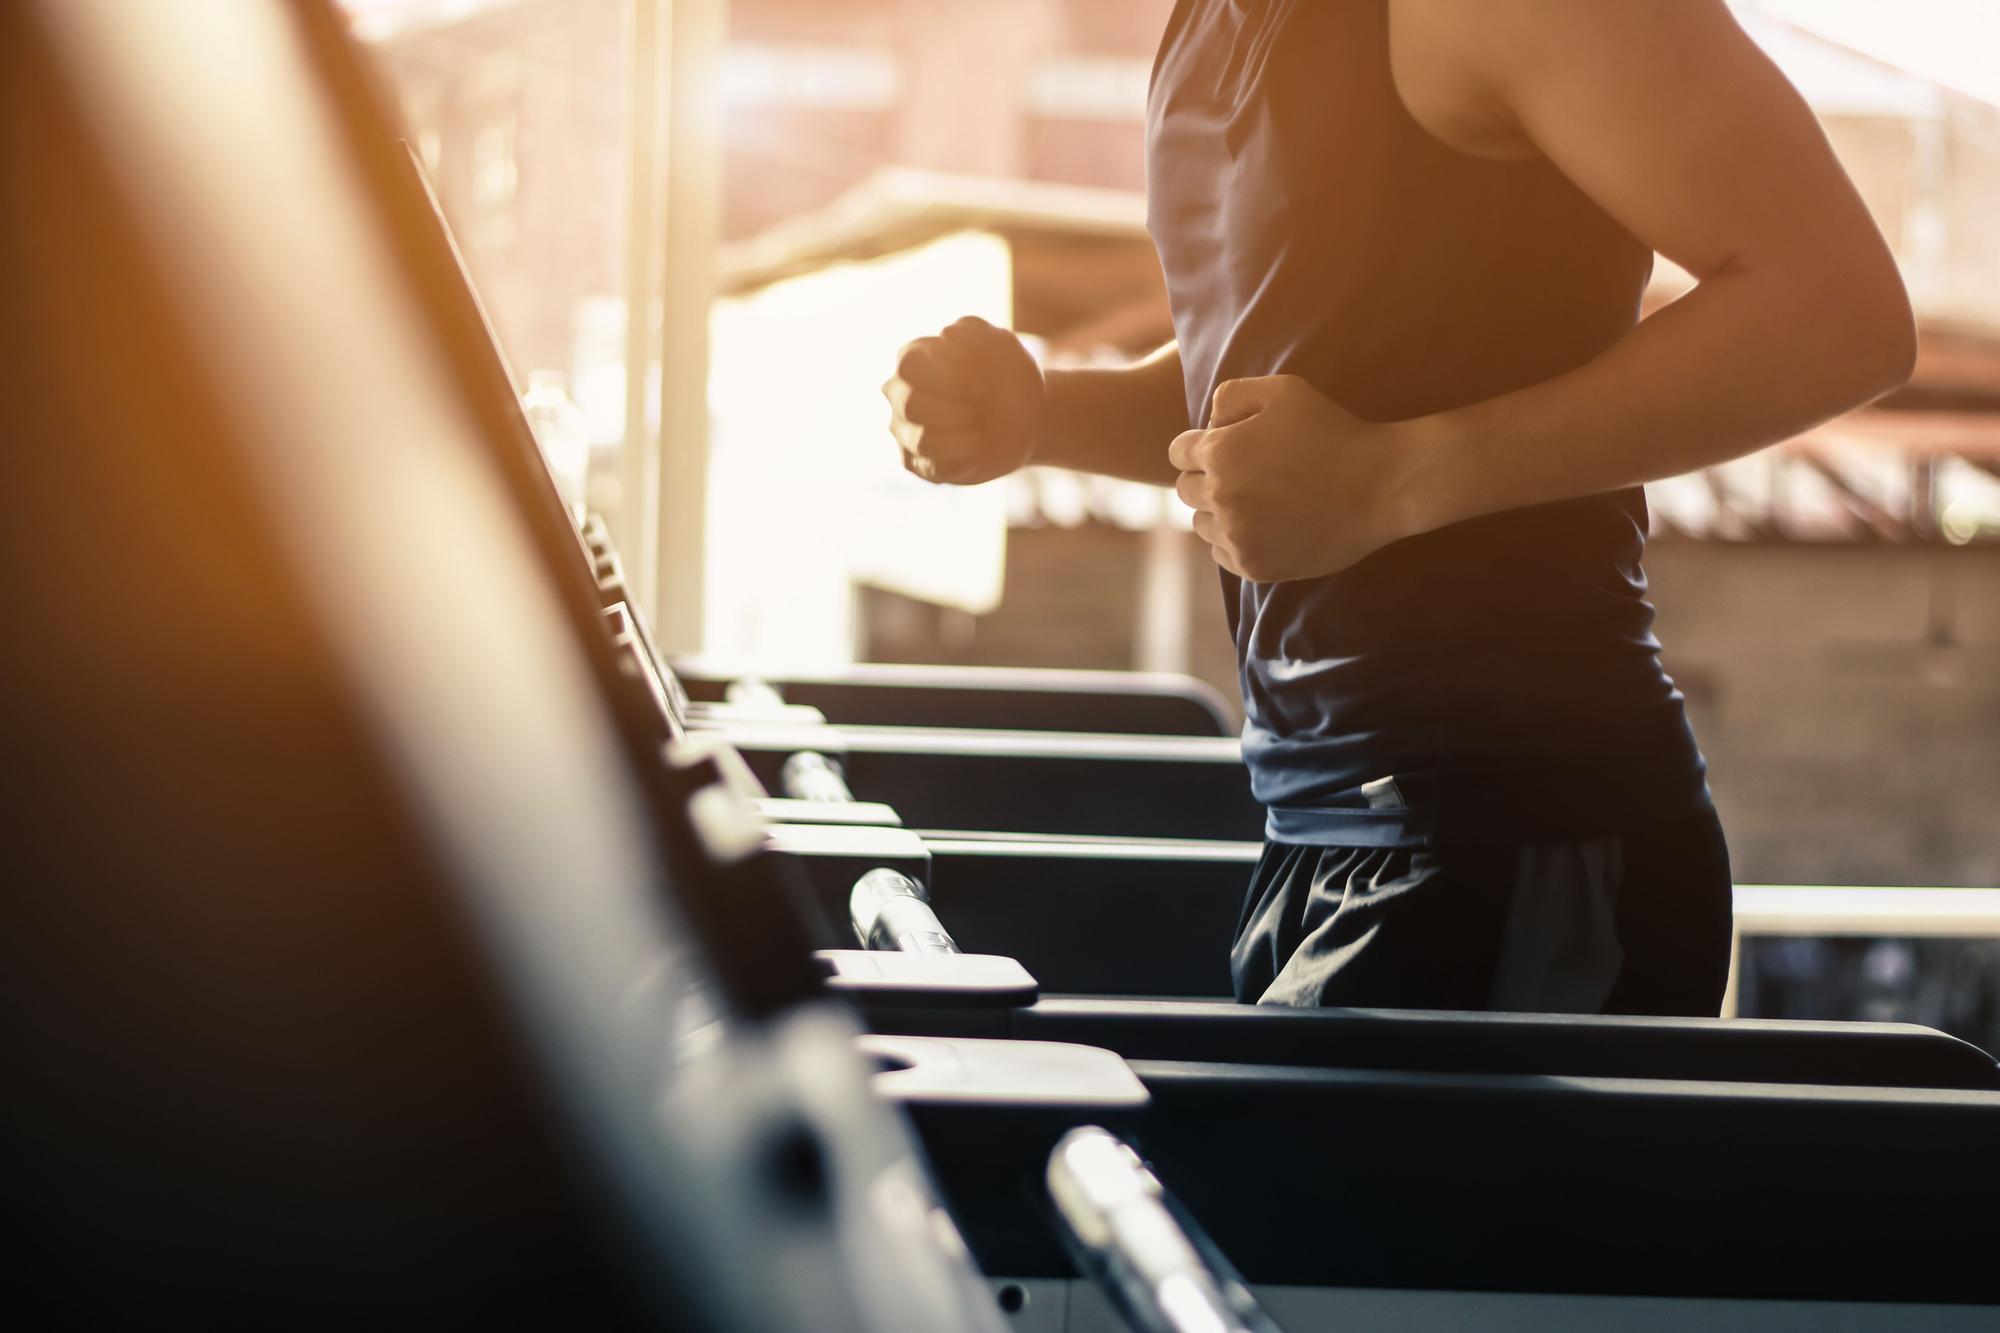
top-left (1264, 768), bottom-right (1712, 850)
top-left (1263, 773), bottom-right (1438, 848)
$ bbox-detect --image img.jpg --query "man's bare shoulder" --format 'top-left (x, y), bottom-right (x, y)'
top-left (1389, 0), bottom-right (1732, 161)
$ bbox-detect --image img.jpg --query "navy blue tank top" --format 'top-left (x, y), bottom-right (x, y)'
top-left (1146, 0), bottom-right (1708, 846)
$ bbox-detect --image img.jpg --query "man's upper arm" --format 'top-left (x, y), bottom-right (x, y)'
top-left (1392, 0), bottom-right (1899, 289)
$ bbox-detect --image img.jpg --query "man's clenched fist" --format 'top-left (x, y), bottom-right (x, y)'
top-left (1169, 374), bottom-right (1415, 583)
top-left (883, 316), bottom-right (1045, 486)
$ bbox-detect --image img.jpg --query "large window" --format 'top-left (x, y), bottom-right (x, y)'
top-left (347, 0), bottom-right (637, 530)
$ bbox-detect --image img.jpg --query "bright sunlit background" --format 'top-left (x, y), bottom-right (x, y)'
top-left (340, 0), bottom-right (2000, 1043)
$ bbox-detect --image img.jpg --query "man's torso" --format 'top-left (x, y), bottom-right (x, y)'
top-left (1146, 0), bottom-right (1707, 846)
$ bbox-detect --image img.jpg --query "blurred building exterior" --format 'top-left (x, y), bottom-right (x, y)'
top-left (352, 0), bottom-right (629, 390)
top-left (345, 0), bottom-right (2000, 1035)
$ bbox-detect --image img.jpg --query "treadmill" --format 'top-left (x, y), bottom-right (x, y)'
top-left (674, 655), bottom-right (1238, 737)
top-left (0, 4), bottom-right (1007, 1326)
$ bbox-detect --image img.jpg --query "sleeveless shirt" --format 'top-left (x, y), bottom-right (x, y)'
top-left (1146, 0), bottom-right (1709, 846)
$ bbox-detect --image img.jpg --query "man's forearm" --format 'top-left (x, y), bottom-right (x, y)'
top-left (1392, 263), bottom-right (1916, 541)
top-left (1033, 343), bottom-right (1188, 486)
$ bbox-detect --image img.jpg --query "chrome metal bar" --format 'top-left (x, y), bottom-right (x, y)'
top-left (849, 868), bottom-right (958, 955)
top-left (1047, 1127), bottom-right (1284, 1333)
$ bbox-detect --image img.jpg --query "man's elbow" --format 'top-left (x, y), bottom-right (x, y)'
top-left (1739, 246), bottom-right (1916, 410)
top-left (1842, 265), bottom-right (1919, 404)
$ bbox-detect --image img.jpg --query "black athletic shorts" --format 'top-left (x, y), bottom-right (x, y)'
top-left (1231, 803), bottom-right (1734, 1015)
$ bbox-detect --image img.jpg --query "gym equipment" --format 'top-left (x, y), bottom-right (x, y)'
top-left (762, 820), bottom-right (1255, 997)
top-left (602, 558), bottom-right (1258, 996)
top-left (0, 6), bottom-right (1006, 1325)
top-left (814, 799), bottom-right (2000, 1318)
top-left (688, 687), bottom-right (1262, 840)
top-left (675, 658), bottom-right (1237, 738)
top-left (835, 873), bottom-right (2000, 1090)
top-left (663, 700), bottom-right (2000, 1324)
top-left (1048, 1126), bottom-right (1285, 1333)
top-left (581, 518), bottom-right (1264, 842)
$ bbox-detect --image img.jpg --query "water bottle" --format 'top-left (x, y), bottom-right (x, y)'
top-left (521, 368), bottom-right (589, 525)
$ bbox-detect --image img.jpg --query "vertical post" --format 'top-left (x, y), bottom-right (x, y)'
top-left (616, 0), bottom-right (665, 613)
top-left (1910, 453), bottom-right (1938, 540)
top-left (651, 0), bottom-right (726, 654)
top-left (1720, 923), bottom-right (1742, 1020)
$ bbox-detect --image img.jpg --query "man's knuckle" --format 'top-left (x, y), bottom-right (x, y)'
top-left (899, 338), bottom-right (945, 379)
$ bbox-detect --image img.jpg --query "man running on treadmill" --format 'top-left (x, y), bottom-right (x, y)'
top-left (882, 0), bottom-right (1913, 1015)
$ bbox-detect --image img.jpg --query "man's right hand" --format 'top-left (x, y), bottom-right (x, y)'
top-left (882, 315), bottom-right (1044, 485)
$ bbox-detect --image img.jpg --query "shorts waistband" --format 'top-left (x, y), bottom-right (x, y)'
top-left (1264, 773), bottom-right (1437, 848)
top-left (1263, 768), bottom-right (1712, 849)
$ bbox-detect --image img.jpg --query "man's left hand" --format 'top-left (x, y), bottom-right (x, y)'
top-left (1168, 375), bottom-right (1416, 582)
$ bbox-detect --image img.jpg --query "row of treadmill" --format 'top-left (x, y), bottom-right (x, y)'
top-left (6, 2), bottom-right (1997, 1328)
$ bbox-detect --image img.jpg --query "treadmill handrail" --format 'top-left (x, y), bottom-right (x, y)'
top-left (1734, 883), bottom-right (2000, 937)
top-left (721, 722), bottom-right (1244, 763)
top-left (782, 749), bottom-right (856, 803)
top-left (1048, 1127), bottom-right (1284, 1333)
top-left (851, 868), bottom-right (959, 955)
